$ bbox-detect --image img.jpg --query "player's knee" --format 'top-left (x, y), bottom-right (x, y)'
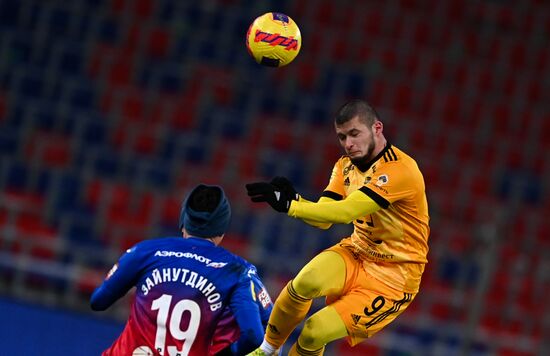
top-left (292, 270), bottom-right (324, 299)
top-left (298, 316), bottom-right (326, 350)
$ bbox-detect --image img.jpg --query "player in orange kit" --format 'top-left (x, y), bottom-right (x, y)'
top-left (246, 99), bottom-right (430, 355)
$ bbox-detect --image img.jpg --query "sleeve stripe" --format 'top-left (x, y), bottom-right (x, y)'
top-left (359, 186), bottom-right (390, 209)
top-left (322, 190), bottom-right (343, 201)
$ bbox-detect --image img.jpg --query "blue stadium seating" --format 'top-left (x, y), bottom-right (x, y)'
top-left (0, 0), bottom-right (547, 354)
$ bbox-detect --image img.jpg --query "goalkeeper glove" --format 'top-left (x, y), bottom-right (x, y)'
top-left (270, 176), bottom-right (300, 201)
top-left (246, 181), bottom-right (293, 213)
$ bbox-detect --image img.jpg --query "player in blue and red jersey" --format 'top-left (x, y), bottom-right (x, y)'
top-left (91, 184), bottom-right (265, 355)
top-left (210, 262), bottom-right (274, 356)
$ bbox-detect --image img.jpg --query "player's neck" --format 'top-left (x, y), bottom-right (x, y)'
top-left (371, 137), bottom-right (387, 159)
top-left (353, 138), bottom-right (388, 172)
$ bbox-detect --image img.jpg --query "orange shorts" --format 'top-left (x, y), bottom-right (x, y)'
top-left (325, 238), bottom-right (416, 346)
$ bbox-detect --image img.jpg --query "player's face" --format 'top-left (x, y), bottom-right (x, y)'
top-left (335, 116), bottom-right (379, 164)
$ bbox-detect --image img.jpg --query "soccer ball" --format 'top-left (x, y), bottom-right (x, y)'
top-left (246, 12), bottom-right (302, 67)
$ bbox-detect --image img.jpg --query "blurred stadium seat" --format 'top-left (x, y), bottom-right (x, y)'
top-left (0, 0), bottom-right (548, 354)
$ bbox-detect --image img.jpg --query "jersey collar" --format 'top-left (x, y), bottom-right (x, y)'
top-left (187, 237), bottom-right (217, 246)
top-left (353, 142), bottom-right (392, 172)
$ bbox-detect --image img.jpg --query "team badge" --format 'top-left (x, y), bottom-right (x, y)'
top-left (376, 174), bottom-right (389, 186)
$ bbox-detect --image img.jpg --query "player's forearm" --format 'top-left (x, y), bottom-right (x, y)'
top-left (90, 286), bottom-right (119, 311)
top-left (232, 308), bottom-right (264, 354)
top-left (288, 190), bottom-right (382, 224)
top-left (296, 196), bottom-right (333, 229)
top-left (231, 326), bottom-right (264, 355)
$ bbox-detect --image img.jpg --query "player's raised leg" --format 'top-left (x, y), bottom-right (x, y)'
top-left (288, 305), bottom-right (348, 356)
top-left (251, 251), bottom-right (346, 355)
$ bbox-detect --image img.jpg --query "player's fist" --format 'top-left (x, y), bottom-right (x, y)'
top-left (245, 181), bottom-right (292, 213)
top-left (270, 176), bottom-right (299, 201)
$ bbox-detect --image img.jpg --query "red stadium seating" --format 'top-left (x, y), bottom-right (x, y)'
top-left (1, 0), bottom-right (547, 354)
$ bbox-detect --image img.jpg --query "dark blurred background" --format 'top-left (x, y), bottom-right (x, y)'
top-left (0, 0), bottom-right (548, 355)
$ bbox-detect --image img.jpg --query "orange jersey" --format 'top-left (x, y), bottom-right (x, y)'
top-left (324, 144), bottom-right (430, 293)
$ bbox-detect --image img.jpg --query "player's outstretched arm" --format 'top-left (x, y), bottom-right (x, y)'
top-left (228, 276), bottom-right (265, 355)
top-left (270, 176), bottom-right (333, 229)
top-left (90, 246), bottom-right (141, 311)
top-left (288, 189), bottom-right (383, 224)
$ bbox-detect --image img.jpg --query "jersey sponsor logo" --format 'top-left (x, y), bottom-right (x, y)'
top-left (207, 262), bottom-right (227, 268)
top-left (154, 250), bottom-right (227, 268)
top-left (370, 183), bottom-right (389, 194)
top-left (258, 288), bottom-right (272, 308)
top-left (364, 248), bottom-right (394, 261)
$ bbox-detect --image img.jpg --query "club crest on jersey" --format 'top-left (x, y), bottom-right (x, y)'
top-left (364, 176), bottom-right (372, 184)
top-left (344, 177), bottom-right (351, 186)
top-left (343, 164), bottom-right (354, 176)
top-left (376, 174), bottom-right (389, 186)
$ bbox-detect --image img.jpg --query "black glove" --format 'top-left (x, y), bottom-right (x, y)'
top-left (270, 176), bottom-right (300, 201)
top-left (246, 181), bottom-right (292, 213)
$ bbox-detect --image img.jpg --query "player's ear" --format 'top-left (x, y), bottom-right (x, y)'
top-left (373, 120), bottom-right (383, 135)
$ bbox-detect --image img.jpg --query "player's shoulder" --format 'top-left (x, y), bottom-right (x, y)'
top-left (125, 237), bottom-right (198, 258)
top-left (213, 246), bottom-right (253, 274)
top-left (379, 145), bottom-right (419, 168)
top-left (133, 236), bottom-right (183, 250)
top-left (229, 256), bottom-right (265, 288)
top-left (337, 155), bottom-right (351, 165)
top-left (236, 257), bottom-right (260, 279)
top-left (377, 145), bottom-right (425, 185)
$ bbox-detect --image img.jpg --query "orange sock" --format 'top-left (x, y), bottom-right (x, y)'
top-left (288, 340), bottom-right (325, 356)
top-left (264, 280), bottom-right (312, 348)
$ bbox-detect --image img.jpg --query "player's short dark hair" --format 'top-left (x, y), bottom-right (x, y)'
top-left (335, 99), bottom-right (380, 126)
top-left (188, 186), bottom-right (222, 213)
